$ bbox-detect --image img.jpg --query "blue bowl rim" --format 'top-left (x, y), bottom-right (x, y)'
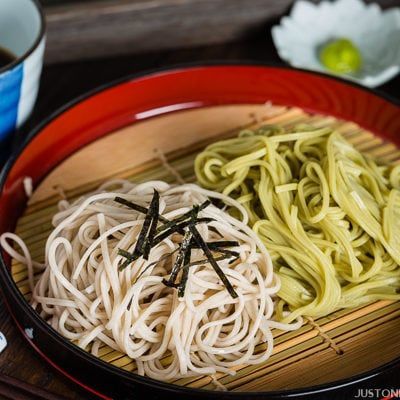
top-left (0, 0), bottom-right (45, 75)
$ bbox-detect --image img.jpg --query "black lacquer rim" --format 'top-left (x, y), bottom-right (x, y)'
top-left (0, 0), bottom-right (46, 74)
top-left (0, 62), bottom-right (399, 399)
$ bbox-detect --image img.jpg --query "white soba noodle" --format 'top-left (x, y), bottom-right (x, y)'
top-left (1, 180), bottom-right (301, 381)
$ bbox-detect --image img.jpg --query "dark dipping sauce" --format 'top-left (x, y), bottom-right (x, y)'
top-left (0, 47), bottom-right (16, 69)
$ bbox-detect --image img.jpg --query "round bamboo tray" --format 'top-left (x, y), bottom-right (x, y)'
top-left (11, 104), bottom-right (400, 392)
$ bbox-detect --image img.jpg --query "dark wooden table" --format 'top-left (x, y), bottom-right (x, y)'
top-left (1, 33), bottom-right (400, 400)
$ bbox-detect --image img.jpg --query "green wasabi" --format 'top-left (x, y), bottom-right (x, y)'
top-left (319, 38), bottom-right (362, 74)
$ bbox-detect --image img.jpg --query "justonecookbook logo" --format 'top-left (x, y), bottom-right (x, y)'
top-left (354, 388), bottom-right (400, 399)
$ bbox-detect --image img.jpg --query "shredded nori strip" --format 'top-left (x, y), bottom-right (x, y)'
top-left (213, 248), bottom-right (240, 258)
top-left (152, 217), bottom-right (214, 247)
top-left (162, 208), bottom-right (198, 293)
top-left (139, 217), bottom-right (214, 260)
top-left (114, 196), bottom-right (148, 214)
top-left (134, 248), bottom-right (179, 284)
top-left (118, 190), bottom-right (159, 269)
top-left (192, 241), bottom-right (239, 250)
top-left (118, 249), bottom-right (133, 260)
top-left (161, 279), bottom-right (180, 288)
top-left (120, 217), bottom-right (215, 269)
top-left (189, 224), bottom-right (238, 299)
top-left (156, 200), bottom-right (210, 234)
top-left (142, 191), bottom-right (160, 260)
top-left (118, 251), bottom-right (139, 270)
top-left (178, 239), bottom-right (193, 297)
top-left (228, 256), bottom-right (240, 265)
top-left (162, 208), bottom-right (198, 289)
top-left (116, 194), bottom-right (237, 298)
top-left (162, 228), bottom-right (193, 288)
top-left (210, 198), bottom-right (225, 209)
top-left (114, 196), bottom-right (170, 225)
top-left (209, 226), bottom-right (223, 237)
top-left (118, 249), bottom-right (139, 271)
top-left (181, 254), bottom-right (239, 269)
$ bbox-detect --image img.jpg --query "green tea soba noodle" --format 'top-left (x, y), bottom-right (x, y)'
top-left (195, 125), bottom-right (400, 323)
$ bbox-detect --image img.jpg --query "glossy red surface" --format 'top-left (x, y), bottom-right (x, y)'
top-left (0, 65), bottom-right (399, 398)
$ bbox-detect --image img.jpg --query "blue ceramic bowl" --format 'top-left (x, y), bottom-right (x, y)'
top-left (0, 0), bottom-right (45, 140)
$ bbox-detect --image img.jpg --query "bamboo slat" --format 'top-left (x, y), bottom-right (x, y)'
top-left (10, 105), bottom-right (400, 392)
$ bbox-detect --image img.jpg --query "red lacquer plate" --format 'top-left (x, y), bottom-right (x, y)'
top-left (0, 64), bottom-right (399, 399)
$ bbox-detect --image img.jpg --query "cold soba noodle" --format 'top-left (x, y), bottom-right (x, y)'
top-left (196, 125), bottom-right (400, 323)
top-left (1, 181), bottom-right (301, 381)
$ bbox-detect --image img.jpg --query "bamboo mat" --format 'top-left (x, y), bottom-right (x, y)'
top-left (10, 105), bottom-right (400, 392)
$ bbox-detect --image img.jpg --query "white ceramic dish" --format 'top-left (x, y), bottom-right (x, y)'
top-left (271, 0), bottom-right (400, 88)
